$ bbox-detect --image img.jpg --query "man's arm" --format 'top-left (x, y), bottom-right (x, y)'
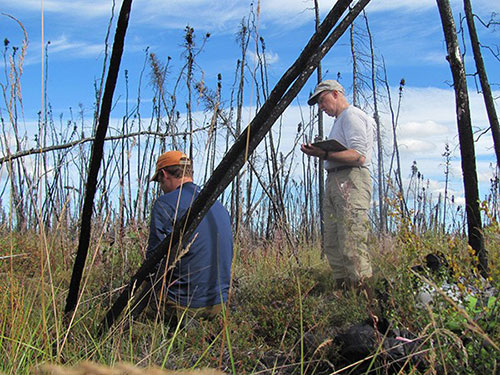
top-left (340, 110), bottom-right (370, 165)
top-left (324, 149), bottom-right (365, 166)
top-left (300, 143), bottom-right (365, 165)
top-left (146, 199), bottom-right (174, 260)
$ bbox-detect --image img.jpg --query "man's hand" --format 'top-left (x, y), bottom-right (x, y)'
top-left (301, 143), bottom-right (366, 166)
top-left (300, 143), bottom-right (324, 158)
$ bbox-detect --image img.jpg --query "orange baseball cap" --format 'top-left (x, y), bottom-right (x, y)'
top-left (151, 150), bottom-right (191, 182)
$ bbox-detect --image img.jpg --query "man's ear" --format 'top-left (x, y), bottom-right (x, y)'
top-left (158, 169), bottom-right (166, 181)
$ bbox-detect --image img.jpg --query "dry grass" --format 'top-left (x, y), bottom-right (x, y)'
top-left (1, 216), bottom-right (499, 374)
top-left (35, 362), bottom-right (224, 375)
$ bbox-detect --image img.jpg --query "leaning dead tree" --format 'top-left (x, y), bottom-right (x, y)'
top-left (98, 0), bottom-right (371, 335)
top-left (436, 0), bottom-right (488, 276)
top-left (463, 0), bottom-right (500, 168)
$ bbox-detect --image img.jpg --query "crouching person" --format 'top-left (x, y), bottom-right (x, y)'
top-left (145, 150), bottom-right (233, 329)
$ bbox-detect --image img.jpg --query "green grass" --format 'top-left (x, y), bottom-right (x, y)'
top-left (0, 216), bottom-right (499, 374)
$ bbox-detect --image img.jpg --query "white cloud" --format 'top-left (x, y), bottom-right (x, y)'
top-left (421, 51), bottom-right (449, 65)
top-left (0, 0), bottom-right (442, 35)
top-left (366, 0), bottom-right (499, 13)
top-left (365, 0), bottom-right (436, 12)
top-left (1, 0), bottom-right (114, 18)
top-left (46, 35), bottom-right (104, 57)
top-left (373, 85), bottom-right (498, 201)
top-left (397, 87), bottom-right (457, 123)
top-left (133, 0), bottom-right (313, 31)
top-left (392, 88), bottom-right (499, 145)
top-left (0, 133), bottom-right (23, 155)
top-left (450, 163), bottom-right (464, 180)
top-left (133, 0), bottom-right (250, 32)
top-left (399, 120), bottom-right (449, 138)
top-left (398, 138), bottom-right (438, 155)
top-left (478, 169), bottom-right (494, 184)
top-left (45, 1), bottom-right (112, 17)
top-left (451, 195), bottom-right (466, 207)
top-left (4, 0), bottom-right (499, 32)
top-left (475, 132), bottom-right (495, 158)
top-left (248, 50), bottom-right (279, 66)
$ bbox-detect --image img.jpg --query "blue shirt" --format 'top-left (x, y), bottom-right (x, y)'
top-left (146, 182), bottom-right (233, 308)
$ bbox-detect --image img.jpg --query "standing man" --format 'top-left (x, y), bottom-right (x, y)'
top-left (146, 150), bottom-right (233, 325)
top-left (301, 80), bottom-right (374, 292)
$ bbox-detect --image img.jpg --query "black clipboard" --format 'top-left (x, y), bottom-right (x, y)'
top-left (311, 139), bottom-right (347, 152)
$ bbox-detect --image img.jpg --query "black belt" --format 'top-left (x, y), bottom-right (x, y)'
top-left (327, 165), bottom-right (353, 173)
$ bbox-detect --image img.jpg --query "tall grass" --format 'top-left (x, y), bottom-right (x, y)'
top-left (1, 203), bottom-right (498, 374)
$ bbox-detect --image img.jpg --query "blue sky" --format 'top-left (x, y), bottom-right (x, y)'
top-left (0, 0), bottom-right (499, 209)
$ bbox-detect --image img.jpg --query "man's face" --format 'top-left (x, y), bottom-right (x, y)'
top-left (317, 90), bottom-right (339, 117)
top-left (158, 170), bottom-right (176, 194)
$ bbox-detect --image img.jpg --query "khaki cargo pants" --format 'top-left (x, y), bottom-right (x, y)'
top-left (324, 166), bottom-right (372, 283)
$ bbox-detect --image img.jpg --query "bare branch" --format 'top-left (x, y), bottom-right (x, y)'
top-left (0, 126), bottom-right (213, 165)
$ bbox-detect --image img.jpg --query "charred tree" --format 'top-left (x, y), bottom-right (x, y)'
top-left (314, 0), bottom-right (325, 248)
top-left (463, 0), bottom-right (500, 168)
top-left (436, 0), bottom-right (488, 276)
top-left (64, 0), bottom-right (134, 317)
top-left (350, 22), bottom-right (359, 107)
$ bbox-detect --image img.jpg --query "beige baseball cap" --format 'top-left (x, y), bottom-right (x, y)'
top-left (307, 80), bottom-right (345, 105)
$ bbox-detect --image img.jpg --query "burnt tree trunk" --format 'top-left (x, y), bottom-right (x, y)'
top-left (64, 0), bottom-right (134, 317)
top-left (436, 0), bottom-right (488, 276)
top-left (314, 0), bottom-right (325, 248)
top-left (463, 0), bottom-right (500, 168)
